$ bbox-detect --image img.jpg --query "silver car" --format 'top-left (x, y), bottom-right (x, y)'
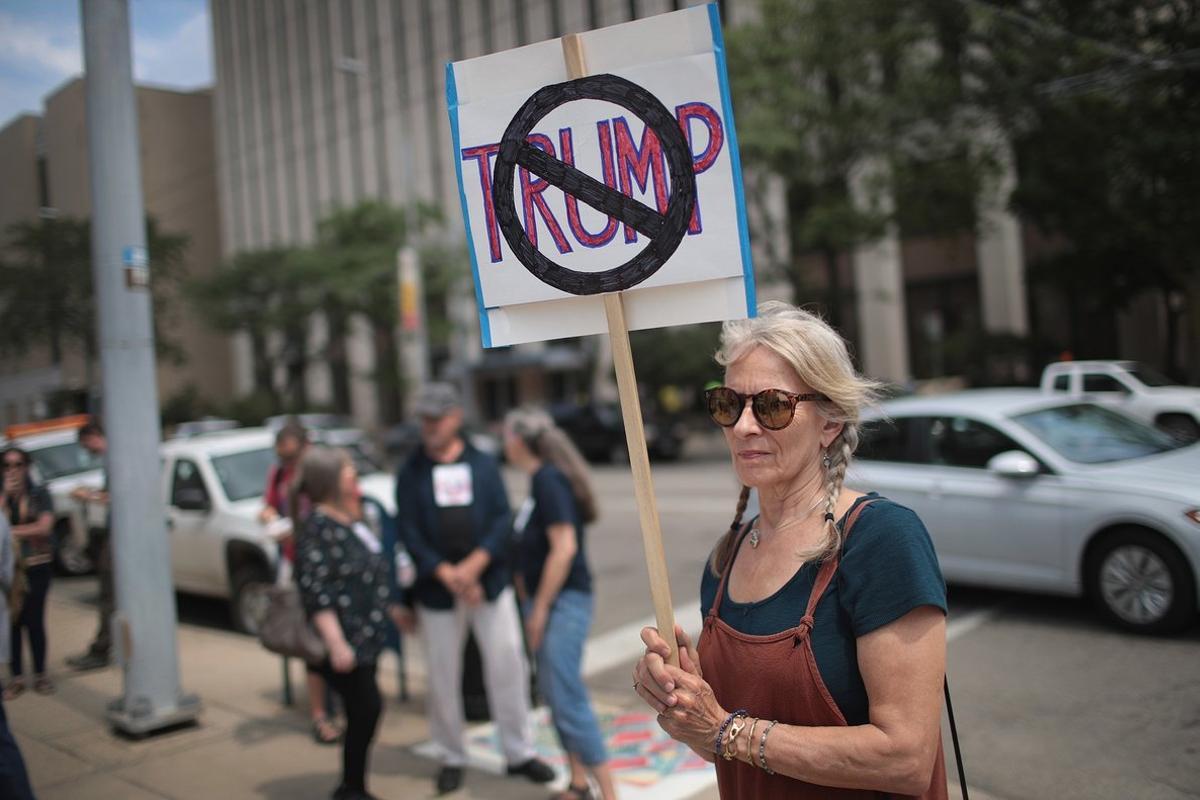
top-left (849, 389), bottom-right (1200, 634)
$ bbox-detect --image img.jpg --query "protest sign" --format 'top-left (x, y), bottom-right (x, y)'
top-left (447, 3), bottom-right (755, 347)
top-left (447, 4), bottom-right (755, 665)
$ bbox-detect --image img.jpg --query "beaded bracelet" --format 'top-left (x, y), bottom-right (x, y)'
top-left (715, 709), bottom-right (747, 755)
top-left (758, 720), bottom-right (779, 774)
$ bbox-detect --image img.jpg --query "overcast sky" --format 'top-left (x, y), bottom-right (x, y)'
top-left (0, 0), bottom-right (213, 130)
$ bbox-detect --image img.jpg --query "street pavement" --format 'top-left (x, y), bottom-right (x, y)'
top-left (7, 440), bottom-right (1196, 799)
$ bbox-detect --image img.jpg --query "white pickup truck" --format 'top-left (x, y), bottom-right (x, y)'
top-left (1040, 360), bottom-right (1200, 442)
top-left (163, 428), bottom-right (396, 633)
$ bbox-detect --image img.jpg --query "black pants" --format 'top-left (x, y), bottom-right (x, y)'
top-left (0, 691), bottom-right (36, 800)
top-left (11, 563), bottom-right (51, 677)
top-left (89, 537), bottom-right (113, 657)
top-left (322, 661), bottom-right (381, 793)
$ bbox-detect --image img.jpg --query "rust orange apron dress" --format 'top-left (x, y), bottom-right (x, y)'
top-left (698, 501), bottom-right (948, 799)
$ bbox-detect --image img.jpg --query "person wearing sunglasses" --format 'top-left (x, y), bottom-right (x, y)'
top-left (632, 302), bottom-right (949, 799)
top-left (2, 447), bottom-right (56, 700)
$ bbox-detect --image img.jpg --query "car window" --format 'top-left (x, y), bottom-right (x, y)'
top-left (857, 417), bottom-right (923, 463)
top-left (1082, 374), bottom-right (1129, 394)
top-left (171, 459), bottom-right (209, 507)
top-left (1013, 404), bottom-right (1182, 464)
top-left (1051, 375), bottom-right (1070, 392)
top-left (27, 442), bottom-right (104, 480)
top-left (930, 417), bottom-right (1024, 469)
top-left (1124, 363), bottom-right (1173, 387)
top-left (210, 447), bottom-right (275, 502)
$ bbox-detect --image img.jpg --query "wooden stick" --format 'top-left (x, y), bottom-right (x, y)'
top-left (561, 33), bottom-right (589, 81)
top-left (603, 293), bottom-right (680, 667)
top-left (561, 32), bottom-right (680, 667)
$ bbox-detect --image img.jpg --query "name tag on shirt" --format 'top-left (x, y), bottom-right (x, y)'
top-left (432, 463), bottom-right (473, 507)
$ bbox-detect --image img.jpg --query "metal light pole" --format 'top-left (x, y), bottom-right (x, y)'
top-left (80, 0), bottom-right (200, 735)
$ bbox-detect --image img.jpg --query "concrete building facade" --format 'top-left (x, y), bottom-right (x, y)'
top-left (0, 80), bottom-right (231, 427)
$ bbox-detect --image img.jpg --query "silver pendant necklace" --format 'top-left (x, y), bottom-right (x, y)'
top-left (749, 526), bottom-right (760, 548)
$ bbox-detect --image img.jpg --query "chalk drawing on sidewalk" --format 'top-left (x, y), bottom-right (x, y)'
top-left (411, 706), bottom-right (716, 799)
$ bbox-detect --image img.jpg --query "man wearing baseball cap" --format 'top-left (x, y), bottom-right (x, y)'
top-left (395, 383), bottom-right (554, 795)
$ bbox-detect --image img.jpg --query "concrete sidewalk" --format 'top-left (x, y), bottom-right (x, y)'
top-left (9, 584), bottom-right (712, 800)
top-left (8, 584), bottom-right (1001, 800)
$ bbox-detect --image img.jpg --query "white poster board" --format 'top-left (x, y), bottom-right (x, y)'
top-left (447, 3), bottom-right (755, 347)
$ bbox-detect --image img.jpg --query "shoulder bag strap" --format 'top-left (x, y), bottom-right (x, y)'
top-left (945, 675), bottom-right (968, 799)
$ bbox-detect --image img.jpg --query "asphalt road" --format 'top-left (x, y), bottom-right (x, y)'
top-left (54, 450), bottom-right (1200, 800)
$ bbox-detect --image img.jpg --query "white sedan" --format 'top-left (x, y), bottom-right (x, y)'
top-left (849, 389), bottom-right (1200, 634)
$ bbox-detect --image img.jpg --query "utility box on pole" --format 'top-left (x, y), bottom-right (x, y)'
top-left (397, 245), bottom-right (430, 406)
top-left (80, 0), bottom-right (199, 735)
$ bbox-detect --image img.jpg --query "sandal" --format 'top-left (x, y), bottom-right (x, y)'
top-left (33, 675), bottom-right (55, 695)
top-left (554, 785), bottom-right (594, 800)
top-left (3, 679), bottom-right (25, 701)
top-left (312, 717), bottom-right (342, 745)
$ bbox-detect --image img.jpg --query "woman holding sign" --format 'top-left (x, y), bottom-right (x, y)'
top-left (633, 302), bottom-right (949, 799)
top-left (504, 408), bottom-right (618, 800)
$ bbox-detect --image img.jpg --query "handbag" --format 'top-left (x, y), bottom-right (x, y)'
top-left (258, 584), bottom-right (326, 665)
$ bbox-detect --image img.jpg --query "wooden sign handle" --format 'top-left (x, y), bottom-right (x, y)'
top-left (560, 33), bottom-right (680, 668)
top-left (603, 294), bottom-right (680, 668)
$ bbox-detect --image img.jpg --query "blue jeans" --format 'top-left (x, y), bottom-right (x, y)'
top-left (528, 590), bottom-right (607, 766)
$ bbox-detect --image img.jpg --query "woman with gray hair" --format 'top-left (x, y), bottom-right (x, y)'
top-left (293, 446), bottom-right (404, 800)
top-left (633, 302), bottom-right (949, 799)
top-left (504, 408), bottom-right (617, 800)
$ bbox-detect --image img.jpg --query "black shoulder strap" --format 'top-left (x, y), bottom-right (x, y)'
top-left (945, 675), bottom-right (968, 800)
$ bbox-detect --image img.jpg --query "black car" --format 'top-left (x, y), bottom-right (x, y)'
top-left (549, 402), bottom-right (686, 463)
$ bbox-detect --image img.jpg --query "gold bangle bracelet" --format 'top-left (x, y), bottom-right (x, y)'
top-left (722, 714), bottom-right (748, 761)
top-left (744, 718), bottom-right (760, 763)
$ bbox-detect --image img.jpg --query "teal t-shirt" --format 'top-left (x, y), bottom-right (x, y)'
top-left (699, 493), bottom-right (947, 726)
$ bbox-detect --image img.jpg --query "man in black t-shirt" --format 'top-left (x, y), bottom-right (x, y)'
top-left (396, 384), bottom-right (554, 795)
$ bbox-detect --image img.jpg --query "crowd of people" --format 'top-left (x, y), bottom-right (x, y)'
top-left (258, 381), bottom-right (615, 800)
top-left (0, 301), bottom-right (955, 800)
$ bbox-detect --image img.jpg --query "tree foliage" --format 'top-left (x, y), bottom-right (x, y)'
top-left (0, 215), bottom-right (190, 371)
top-left (968, 0), bottom-right (1200, 379)
top-left (728, 0), bottom-right (996, 327)
top-left (188, 200), bottom-right (453, 421)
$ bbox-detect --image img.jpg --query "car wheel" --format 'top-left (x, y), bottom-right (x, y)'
top-left (230, 563), bottom-right (273, 635)
top-left (1156, 413), bottom-right (1200, 444)
top-left (1085, 529), bottom-right (1196, 635)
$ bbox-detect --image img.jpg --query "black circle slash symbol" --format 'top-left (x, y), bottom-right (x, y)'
top-left (492, 73), bottom-right (698, 296)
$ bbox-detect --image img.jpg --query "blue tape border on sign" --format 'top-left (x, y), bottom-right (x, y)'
top-left (707, 2), bottom-right (757, 319)
top-left (446, 63), bottom-right (494, 348)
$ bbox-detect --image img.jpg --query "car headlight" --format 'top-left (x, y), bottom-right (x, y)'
top-left (1186, 509), bottom-right (1200, 526)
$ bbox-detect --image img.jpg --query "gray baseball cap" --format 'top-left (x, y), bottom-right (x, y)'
top-left (412, 382), bottom-right (462, 417)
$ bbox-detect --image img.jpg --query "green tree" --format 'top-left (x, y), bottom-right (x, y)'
top-left (187, 246), bottom-right (314, 408)
top-left (968, 0), bottom-right (1200, 380)
top-left (728, 0), bottom-right (994, 328)
top-left (0, 214), bottom-right (190, 384)
top-left (310, 200), bottom-right (441, 421)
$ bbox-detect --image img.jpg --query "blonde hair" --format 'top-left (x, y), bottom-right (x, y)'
top-left (288, 445), bottom-right (351, 527)
top-left (504, 407), bottom-right (598, 524)
top-left (710, 301), bottom-right (883, 574)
